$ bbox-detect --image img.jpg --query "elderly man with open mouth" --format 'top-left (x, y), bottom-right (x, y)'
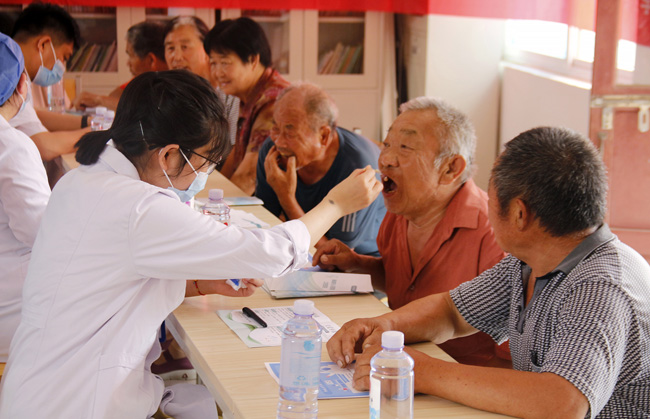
top-left (315, 97), bottom-right (509, 367)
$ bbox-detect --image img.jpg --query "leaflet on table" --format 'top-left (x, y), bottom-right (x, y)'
top-left (217, 306), bottom-right (339, 348)
top-left (262, 269), bottom-right (373, 299)
top-left (265, 361), bottom-right (369, 399)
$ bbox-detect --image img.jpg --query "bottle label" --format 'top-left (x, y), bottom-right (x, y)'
top-left (369, 376), bottom-right (380, 419)
top-left (280, 339), bottom-right (321, 392)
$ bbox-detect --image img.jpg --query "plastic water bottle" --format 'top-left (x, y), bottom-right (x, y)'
top-left (201, 189), bottom-right (230, 225)
top-left (102, 110), bottom-right (115, 130)
top-left (369, 331), bottom-right (414, 419)
top-left (277, 299), bottom-right (322, 419)
top-left (90, 106), bottom-right (107, 131)
top-left (46, 80), bottom-right (66, 113)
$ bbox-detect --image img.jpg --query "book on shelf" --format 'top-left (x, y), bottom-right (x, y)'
top-left (96, 41), bottom-right (116, 72)
top-left (346, 45), bottom-right (363, 73)
top-left (68, 42), bottom-right (117, 72)
top-left (67, 42), bottom-right (88, 71)
top-left (318, 43), bottom-right (363, 74)
top-left (72, 44), bottom-right (94, 72)
top-left (105, 47), bottom-right (118, 72)
top-left (81, 45), bottom-right (101, 72)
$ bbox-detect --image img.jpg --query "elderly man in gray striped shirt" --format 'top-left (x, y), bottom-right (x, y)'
top-left (327, 126), bottom-right (650, 418)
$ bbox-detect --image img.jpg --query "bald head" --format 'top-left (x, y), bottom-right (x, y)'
top-left (276, 82), bottom-right (338, 133)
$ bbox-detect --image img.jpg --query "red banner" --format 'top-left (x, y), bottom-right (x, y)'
top-left (0, 0), bottom-right (571, 19)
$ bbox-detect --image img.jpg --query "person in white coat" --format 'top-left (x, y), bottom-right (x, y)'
top-left (0, 69), bottom-right (382, 418)
top-left (0, 34), bottom-right (51, 363)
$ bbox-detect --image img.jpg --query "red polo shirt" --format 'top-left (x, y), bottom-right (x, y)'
top-left (377, 179), bottom-right (508, 365)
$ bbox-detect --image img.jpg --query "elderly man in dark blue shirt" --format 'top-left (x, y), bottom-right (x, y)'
top-left (256, 82), bottom-right (385, 255)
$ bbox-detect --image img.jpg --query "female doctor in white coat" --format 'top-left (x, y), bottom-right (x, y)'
top-left (0, 69), bottom-right (382, 418)
top-left (0, 34), bottom-right (51, 363)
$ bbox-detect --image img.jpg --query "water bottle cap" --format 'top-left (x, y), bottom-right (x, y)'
top-left (293, 299), bottom-right (315, 316)
top-left (208, 189), bottom-right (224, 200)
top-left (381, 331), bottom-right (404, 349)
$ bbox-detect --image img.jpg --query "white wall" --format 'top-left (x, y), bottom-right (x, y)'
top-left (499, 63), bottom-right (591, 147)
top-left (401, 14), bottom-right (506, 190)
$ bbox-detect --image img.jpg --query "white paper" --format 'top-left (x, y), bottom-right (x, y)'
top-left (217, 306), bottom-right (340, 348)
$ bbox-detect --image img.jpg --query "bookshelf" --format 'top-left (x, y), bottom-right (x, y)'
top-left (64, 7), bottom-right (216, 95)
top-left (3, 3), bottom-right (388, 140)
top-left (221, 9), bottom-right (386, 140)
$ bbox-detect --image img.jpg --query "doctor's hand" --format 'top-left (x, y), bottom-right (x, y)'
top-left (264, 146), bottom-right (297, 201)
top-left (313, 239), bottom-right (359, 272)
top-left (326, 166), bottom-right (382, 217)
top-left (188, 279), bottom-right (264, 298)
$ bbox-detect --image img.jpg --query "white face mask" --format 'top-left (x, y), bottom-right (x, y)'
top-left (16, 91), bottom-right (27, 115)
top-left (161, 149), bottom-right (209, 203)
top-left (32, 41), bottom-right (65, 87)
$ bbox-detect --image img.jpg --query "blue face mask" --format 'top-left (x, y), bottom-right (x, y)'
top-left (32, 41), bottom-right (65, 87)
top-left (162, 149), bottom-right (209, 203)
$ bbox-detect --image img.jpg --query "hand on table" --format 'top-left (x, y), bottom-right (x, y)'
top-left (327, 316), bottom-right (392, 390)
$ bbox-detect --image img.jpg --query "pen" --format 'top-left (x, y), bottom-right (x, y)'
top-left (242, 307), bottom-right (267, 328)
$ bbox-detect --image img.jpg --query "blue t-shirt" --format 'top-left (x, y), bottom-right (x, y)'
top-left (255, 127), bottom-right (385, 256)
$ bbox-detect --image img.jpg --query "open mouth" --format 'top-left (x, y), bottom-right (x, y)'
top-left (382, 175), bottom-right (396, 193)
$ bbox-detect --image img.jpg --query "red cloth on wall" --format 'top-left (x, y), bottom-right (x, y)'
top-left (13, 0), bottom-right (575, 20)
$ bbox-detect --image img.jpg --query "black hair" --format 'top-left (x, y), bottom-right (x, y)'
top-left (0, 12), bottom-right (15, 36)
top-left (126, 21), bottom-right (166, 61)
top-left (75, 70), bottom-right (231, 174)
top-left (204, 17), bottom-right (272, 67)
top-left (491, 126), bottom-right (608, 237)
top-left (163, 16), bottom-right (209, 43)
top-left (11, 2), bottom-right (80, 49)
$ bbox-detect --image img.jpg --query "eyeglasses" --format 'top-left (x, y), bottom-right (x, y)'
top-left (184, 149), bottom-right (222, 175)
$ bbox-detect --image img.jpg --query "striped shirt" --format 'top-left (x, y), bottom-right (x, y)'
top-left (450, 225), bottom-right (650, 418)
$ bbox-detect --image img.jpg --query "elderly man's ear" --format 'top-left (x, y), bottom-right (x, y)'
top-left (439, 155), bottom-right (467, 185)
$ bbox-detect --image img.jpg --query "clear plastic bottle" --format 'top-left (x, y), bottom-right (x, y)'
top-left (101, 110), bottom-right (115, 130)
top-left (201, 189), bottom-right (230, 225)
top-left (90, 106), bottom-right (107, 131)
top-left (369, 331), bottom-right (414, 419)
top-left (45, 80), bottom-right (66, 113)
top-left (277, 299), bottom-right (322, 419)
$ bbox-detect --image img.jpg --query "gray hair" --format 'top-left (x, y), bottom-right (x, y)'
top-left (399, 97), bottom-right (476, 182)
top-left (278, 82), bottom-right (339, 132)
top-left (126, 21), bottom-right (166, 61)
top-left (163, 16), bottom-right (209, 43)
top-left (491, 127), bottom-right (607, 237)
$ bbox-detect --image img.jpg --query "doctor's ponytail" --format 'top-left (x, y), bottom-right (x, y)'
top-left (75, 130), bottom-right (112, 165)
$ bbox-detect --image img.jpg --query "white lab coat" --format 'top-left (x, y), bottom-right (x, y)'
top-left (0, 116), bottom-right (50, 362)
top-left (0, 142), bottom-right (310, 418)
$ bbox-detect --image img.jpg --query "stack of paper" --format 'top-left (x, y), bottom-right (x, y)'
top-left (263, 269), bottom-right (373, 299)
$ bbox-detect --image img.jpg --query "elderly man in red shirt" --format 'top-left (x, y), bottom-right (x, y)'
top-left (314, 96), bottom-right (509, 367)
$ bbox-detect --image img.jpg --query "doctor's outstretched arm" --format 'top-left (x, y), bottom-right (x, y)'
top-left (298, 166), bottom-right (382, 250)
